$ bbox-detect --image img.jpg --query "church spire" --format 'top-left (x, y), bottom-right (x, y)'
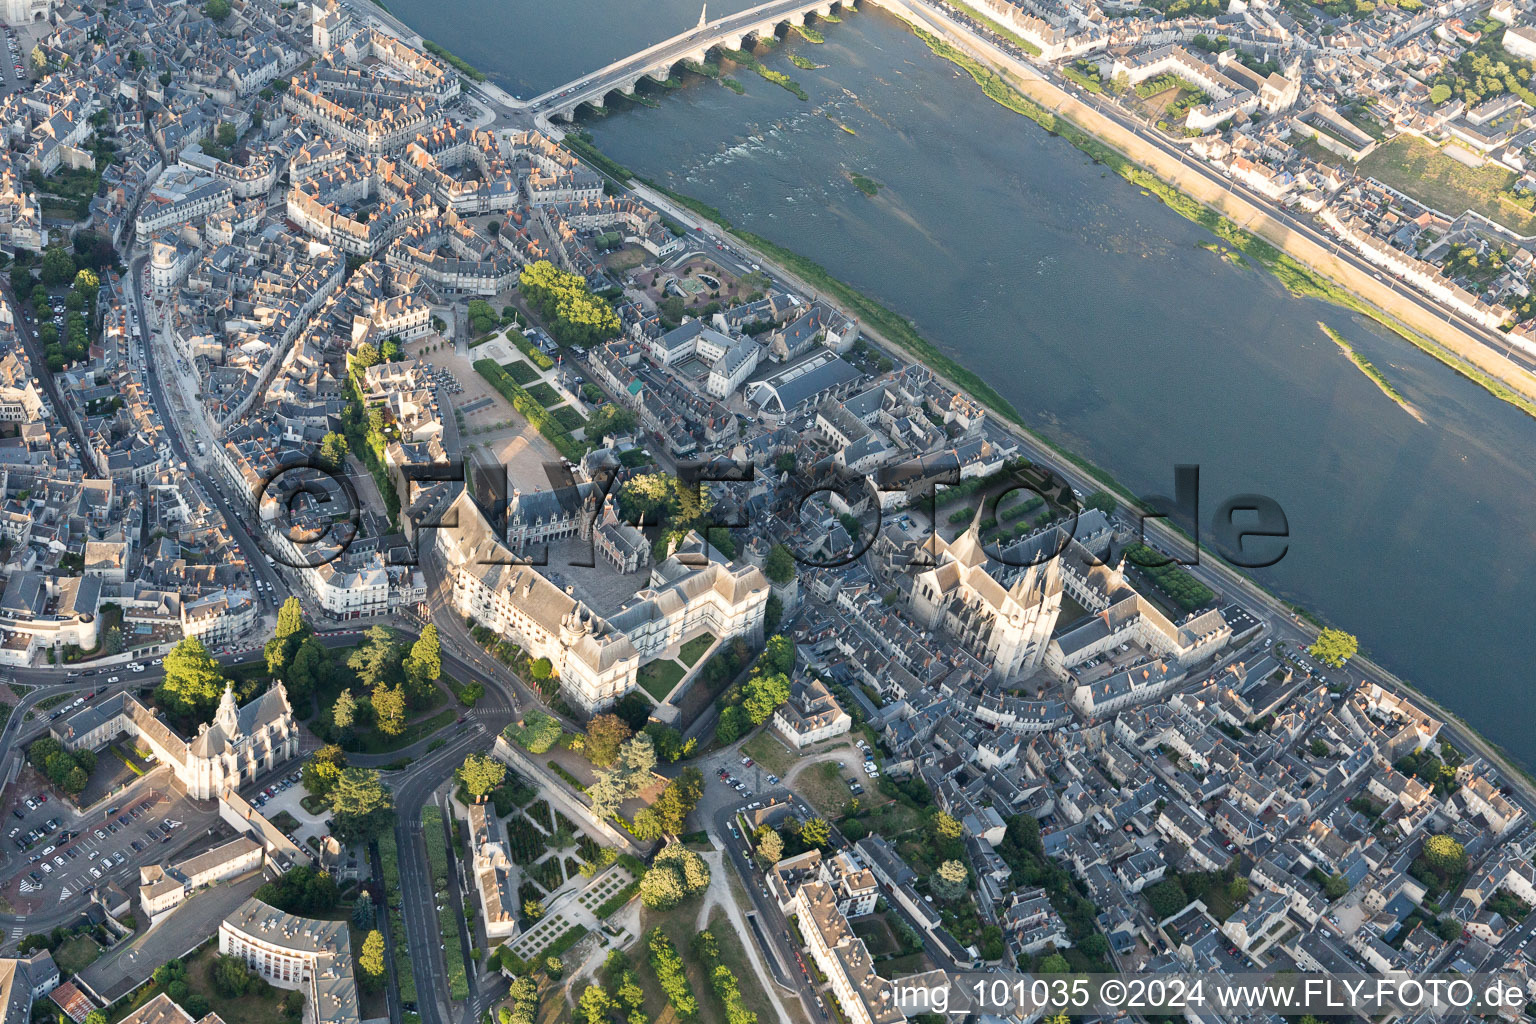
top-left (215, 680), bottom-right (240, 737)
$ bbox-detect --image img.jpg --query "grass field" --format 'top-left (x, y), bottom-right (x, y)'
top-left (550, 405), bottom-right (586, 431)
top-left (502, 360), bottom-right (541, 385)
top-left (524, 382), bottom-right (562, 408)
top-left (347, 706), bottom-right (456, 754)
top-left (184, 943), bottom-right (294, 1024)
top-left (53, 933), bottom-right (100, 975)
top-left (678, 633), bottom-right (715, 666)
top-left (739, 731), bottom-right (797, 778)
top-left (705, 906), bottom-right (810, 1024)
top-left (1359, 136), bottom-right (1536, 234)
top-left (637, 659), bottom-right (685, 700)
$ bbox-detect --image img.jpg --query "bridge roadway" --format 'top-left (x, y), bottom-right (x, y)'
top-left (525, 0), bottom-right (845, 120)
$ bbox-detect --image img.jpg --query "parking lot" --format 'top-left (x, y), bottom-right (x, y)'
top-left (1, 773), bottom-right (217, 922)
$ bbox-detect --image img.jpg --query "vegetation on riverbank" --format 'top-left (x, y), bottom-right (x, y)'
top-left (790, 54), bottom-right (826, 70)
top-left (794, 23), bottom-right (826, 43)
top-left (1197, 239), bottom-right (1248, 267)
top-left (1319, 322), bottom-right (1424, 422)
top-left (900, 22), bottom-right (1536, 421)
top-left (722, 76), bottom-right (746, 94)
top-left (422, 40), bottom-right (486, 82)
top-left (720, 46), bottom-right (809, 99)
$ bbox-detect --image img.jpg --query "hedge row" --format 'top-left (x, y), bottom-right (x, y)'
top-left (473, 359), bottom-right (584, 462)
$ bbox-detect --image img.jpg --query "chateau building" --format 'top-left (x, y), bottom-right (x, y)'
top-left (52, 683), bottom-right (300, 800)
top-left (434, 489), bottom-right (767, 712)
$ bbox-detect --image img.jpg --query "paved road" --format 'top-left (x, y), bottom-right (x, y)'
top-left (125, 255), bottom-right (287, 612)
top-left (0, 278), bottom-right (96, 464)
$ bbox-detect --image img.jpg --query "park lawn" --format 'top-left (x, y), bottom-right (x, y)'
top-left (347, 705), bottom-right (456, 755)
top-left (524, 382), bottom-right (563, 408)
top-left (53, 933), bottom-right (101, 975)
top-left (852, 916), bottom-right (901, 957)
top-left (739, 730), bottom-right (797, 778)
top-left (502, 360), bottom-right (541, 385)
top-left (183, 943), bottom-right (293, 1024)
top-left (268, 810), bottom-right (302, 834)
top-left (638, 904), bottom-right (725, 1024)
top-left (873, 949), bottom-right (935, 979)
top-left (1359, 135), bottom-right (1536, 234)
top-left (637, 659), bottom-right (685, 701)
top-left (550, 405), bottom-right (586, 431)
top-left (677, 633), bottom-right (715, 666)
top-left (705, 906), bottom-right (811, 1024)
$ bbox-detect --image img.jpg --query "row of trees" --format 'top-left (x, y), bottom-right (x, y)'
top-left (518, 260), bottom-right (621, 348)
top-left (715, 635), bottom-right (796, 743)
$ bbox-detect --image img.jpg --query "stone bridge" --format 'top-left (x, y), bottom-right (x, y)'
top-left (529, 0), bottom-right (847, 122)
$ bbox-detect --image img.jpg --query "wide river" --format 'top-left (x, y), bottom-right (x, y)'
top-left (390, 1), bottom-right (1536, 764)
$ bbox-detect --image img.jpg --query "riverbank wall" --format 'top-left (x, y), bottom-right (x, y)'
top-left (865, 0), bottom-right (1536, 411)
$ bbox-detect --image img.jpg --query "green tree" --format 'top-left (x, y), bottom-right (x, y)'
top-left (39, 246), bottom-right (76, 287)
top-left (287, 635), bottom-right (329, 703)
top-left (156, 636), bottom-right (227, 718)
top-left (584, 713), bottom-right (632, 768)
top-left (347, 625), bottom-right (398, 690)
top-left (1082, 489), bottom-right (1117, 515)
top-left (932, 811), bottom-right (963, 841)
top-left (1038, 953), bottom-right (1070, 974)
top-left (762, 634), bottom-right (796, 675)
top-left (763, 543), bottom-right (796, 584)
top-left (217, 121), bottom-right (237, 148)
top-left (1144, 878), bottom-right (1190, 919)
top-left (404, 623), bottom-right (442, 690)
top-left (458, 752), bottom-right (507, 803)
top-left (371, 683), bottom-right (406, 737)
top-left (204, 0), bottom-right (231, 19)
top-left (576, 985), bottom-right (613, 1024)
top-left (352, 342), bottom-right (381, 370)
top-left (741, 672), bottom-right (791, 725)
top-left (27, 736), bottom-right (62, 773)
top-left (1308, 628), bottom-right (1358, 668)
top-left (1423, 834), bottom-right (1467, 875)
top-left (715, 704), bottom-right (749, 744)
top-left (302, 744), bottom-right (347, 799)
top-left (1429, 83), bottom-right (1452, 104)
top-left (72, 268), bottom-right (99, 292)
top-left (931, 858), bottom-right (969, 900)
top-left (633, 768), bottom-right (702, 838)
top-left (327, 767), bottom-right (394, 845)
top-left (276, 596), bottom-right (307, 640)
top-left (638, 845), bottom-right (710, 909)
top-left (359, 930), bottom-right (386, 980)
top-left (754, 826), bottom-right (783, 865)
top-left (318, 431), bottom-right (349, 470)
top-left (332, 688), bottom-right (357, 732)
top-left (800, 817), bottom-right (831, 848)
